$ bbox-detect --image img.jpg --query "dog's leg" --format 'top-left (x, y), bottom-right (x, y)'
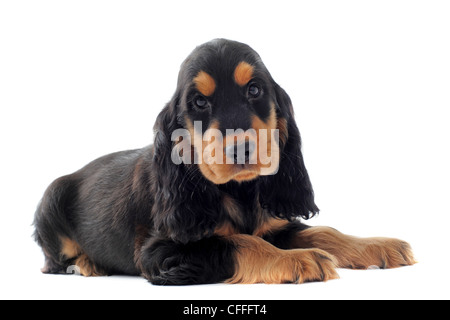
top-left (292, 226), bottom-right (416, 269)
top-left (139, 236), bottom-right (237, 285)
top-left (139, 234), bottom-right (338, 285)
top-left (226, 234), bottom-right (338, 284)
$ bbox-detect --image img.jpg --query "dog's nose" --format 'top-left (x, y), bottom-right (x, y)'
top-left (225, 141), bottom-right (256, 164)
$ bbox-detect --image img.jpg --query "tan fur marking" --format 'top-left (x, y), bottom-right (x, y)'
top-left (74, 254), bottom-right (104, 277)
top-left (251, 107), bottom-right (280, 176)
top-left (234, 62), bottom-right (254, 86)
top-left (214, 222), bottom-right (238, 237)
top-left (190, 119), bottom-right (233, 185)
top-left (60, 237), bottom-right (82, 259)
top-left (186, 117), bottom-right (241, 185)
top-left (277, 117), bottom-right (289, 147)
top-left (193, 71), bottom-right (216, 96)
top-left (295, 227), bottom-right (416, 269)
top-left (251, 104), bottom-right (278, 132)
top-left (185, 106), bottom-right (280, 184)
top-left (253, 218), bottom-right (289, 237)
top-left (226, 234), bottom-right (338, 284)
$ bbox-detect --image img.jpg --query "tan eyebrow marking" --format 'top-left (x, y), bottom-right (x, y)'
top-left (234, 61), bottom-right (254, 86)
top-left (193, 71), bottom-right (216, 96)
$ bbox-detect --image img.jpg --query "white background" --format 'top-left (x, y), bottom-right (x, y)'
top-left (1, 0), bottom-right (449, 300)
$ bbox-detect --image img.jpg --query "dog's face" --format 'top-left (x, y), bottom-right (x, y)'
top-left (173, 40), bottom-right (284, 185)
top-left (153, 39), bottom-right (318, 238)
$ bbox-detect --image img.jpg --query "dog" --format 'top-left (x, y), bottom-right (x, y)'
top-left (34, 39), bottom-right (415, 285)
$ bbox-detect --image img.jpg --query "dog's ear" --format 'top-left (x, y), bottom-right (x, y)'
top-left (151, 94), bottom-right (222, 244)
top-left (259, 82), bottom-right (319, 220)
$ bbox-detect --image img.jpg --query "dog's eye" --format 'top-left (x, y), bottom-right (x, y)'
top-left (194, 96), bottom-right (208, 109)
top-left (248, 84), bottom-right (261, 98)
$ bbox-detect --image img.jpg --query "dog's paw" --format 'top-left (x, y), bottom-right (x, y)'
top-left (275, 248), bottom-right (339, 284)
top-left (359, 238), bottom-right (416, 269)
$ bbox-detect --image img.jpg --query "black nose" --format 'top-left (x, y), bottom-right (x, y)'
top-left (225, 141), bottom-right (256, 164)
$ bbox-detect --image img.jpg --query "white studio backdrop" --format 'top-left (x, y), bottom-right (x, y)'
top-left (1, 0), bottom-right (449, 299)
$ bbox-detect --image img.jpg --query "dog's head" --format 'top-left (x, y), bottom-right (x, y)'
top-left (152, 39), bottom-right (318, 242)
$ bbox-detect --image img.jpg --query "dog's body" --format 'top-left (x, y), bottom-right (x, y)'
top-left (34, 39), bottom-right (415, 285)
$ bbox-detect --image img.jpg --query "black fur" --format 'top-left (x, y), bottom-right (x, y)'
top-left (34, 39), bottom-right (318, 285)
top-left (140, 236), bottom-right (236, 285)
top-left (263, 221), bottom-right (311, 250)
top-left (260, 83), bottom-right (319, 220)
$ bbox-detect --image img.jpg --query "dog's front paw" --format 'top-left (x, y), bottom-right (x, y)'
top-left (359, 238), bottom-right (416, 269)
top-left (273, 248), bottom-right (339, 284)
top-left (295, 227), bottom-right (416, 270)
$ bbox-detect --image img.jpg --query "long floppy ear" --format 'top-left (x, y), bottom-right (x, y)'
top-left (259, 83), bottom-right (319, 220)
top-left (151, 95), bottom-right (222, 244)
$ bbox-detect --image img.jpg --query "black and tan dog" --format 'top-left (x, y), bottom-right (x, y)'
top-left (34, 39), bottom-right (415, 285)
